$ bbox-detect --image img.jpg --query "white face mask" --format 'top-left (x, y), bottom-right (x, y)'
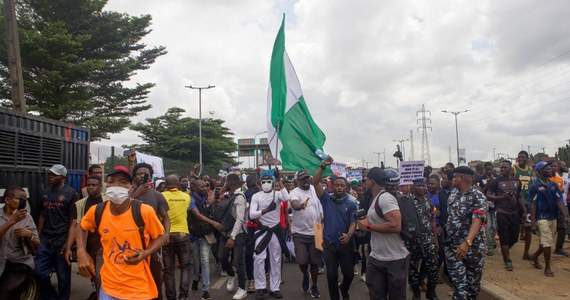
top-left (106, 186), bottom-right (130, 205)
top-left (261, 180), bottom-right (273, 193)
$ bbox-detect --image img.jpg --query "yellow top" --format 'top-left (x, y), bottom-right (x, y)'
top-left (162, 189), bottom-right (191, 234)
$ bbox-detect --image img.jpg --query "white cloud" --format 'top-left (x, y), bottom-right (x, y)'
top-left (102, 0), bottom-right (570, 169)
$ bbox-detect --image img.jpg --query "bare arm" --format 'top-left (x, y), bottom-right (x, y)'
top-left (76, 224), bottom-right (95, 278)
top-left (63, 219), bottom-right (78, 264)
top-left (313, 158), bottom-right (333, 198)
top-left (38, 211), bottom-right (45, 234)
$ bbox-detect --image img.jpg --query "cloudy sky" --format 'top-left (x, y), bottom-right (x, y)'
top-left (101, 0), bottom-right (570, 169)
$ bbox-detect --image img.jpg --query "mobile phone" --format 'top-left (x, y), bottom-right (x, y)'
top-left (143, 173), bottom-right (150, 184)
top-left (18, 199), bottom-right (26, 210)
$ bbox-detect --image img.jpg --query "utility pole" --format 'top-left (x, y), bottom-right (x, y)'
top-left (410, 130), bottom-right (415, 161)
top-left (254, 131), bottom-right (268, 168)
top-left (373, 151), bottom-right (385, 167)
top-left (442, 110), bottom-right (469, 166)
top-left (3, 0), bottom-right (26, 112)
top-left (540, 147), bottom-right (546, 154)
top-left (417, 104), bottom-right (432, 166)
top-left (185, 84), bottom-right (215, 176)
top-left (527, 145), bottom-right (531, 156)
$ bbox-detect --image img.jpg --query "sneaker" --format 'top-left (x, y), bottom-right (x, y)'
top-left (505, 260), bottom-right (513, 271)
top-left (554, 249), bottom-right (569, 257)
top-left (360, 273), bottom-right (366, 282)
top-left (318, 267), bottom-right (324, 274)
top-left (191, 280), bottom-right (199, 292)
top-left (233, 287), bottom-right (248, 300)
top-left (201, 291), bottom-right (212, 300)
top-left (302, 275), bottom-right (310, 292)
top-left (256, 289), bottom-right (268, 300)
top-left (221, 270), bottom-right (228, 277)
top-left (227, 276), bottom-right (236, 292)
top-left (269, 290), bottom-right (283, 298)
top-left (247, 280), bottom-right (256, 293)
top-left (310, 286), bottom-right (320, 298)
top-left (354, 265), bottom-right (359, 274)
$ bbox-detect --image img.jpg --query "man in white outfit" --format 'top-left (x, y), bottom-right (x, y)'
top-left (249, 172), bottom-right (290, 299)
top-left (289, 170), bottom-right (324, 298)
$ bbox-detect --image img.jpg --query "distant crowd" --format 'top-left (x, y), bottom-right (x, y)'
top-left (0, 150), bottom-right (568, 300)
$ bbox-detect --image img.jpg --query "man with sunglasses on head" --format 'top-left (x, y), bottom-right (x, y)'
top-left (249, 170), bottom-right (290, 299)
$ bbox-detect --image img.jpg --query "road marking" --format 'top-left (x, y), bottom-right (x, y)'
top-left (211, 277), bottom-right (226, 290)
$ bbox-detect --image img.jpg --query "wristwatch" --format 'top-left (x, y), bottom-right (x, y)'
top-left (466, 239), bottom-right (472, 247)
top-left (30, 234), bottom-right (39, 241)
top-left (366, 225), bottom-right (372, 232)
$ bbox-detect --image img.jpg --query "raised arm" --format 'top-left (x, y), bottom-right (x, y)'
top-left (313, 157), bottom-right (333, 198)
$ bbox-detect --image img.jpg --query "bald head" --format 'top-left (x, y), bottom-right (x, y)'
top-left (165, 174), bottom-right (180, 190)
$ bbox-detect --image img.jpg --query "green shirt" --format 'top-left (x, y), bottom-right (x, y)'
top-left (513, 165), bottom-right (533, 205)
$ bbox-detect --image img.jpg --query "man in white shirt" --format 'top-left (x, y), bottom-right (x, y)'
top-left (289, 171), bottom-right (323, 298)
top-left (249, 173), bottom-right (290, 299)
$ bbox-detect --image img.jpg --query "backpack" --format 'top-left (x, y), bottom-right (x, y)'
top-left (94, 200), bottom-right (146, 250)
top-left (375, 191), bottom-right (419, 243)
top-left (210, 193), bottom-right (243, 234)
top-left (188, 197), bottom-right (213, 237)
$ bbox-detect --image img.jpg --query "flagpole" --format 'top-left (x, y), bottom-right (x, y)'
top-left (272, 119), bottom-right (281, 203)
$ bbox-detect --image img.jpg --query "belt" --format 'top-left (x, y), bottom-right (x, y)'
top-left (170, 232), bottom-right (188, 237)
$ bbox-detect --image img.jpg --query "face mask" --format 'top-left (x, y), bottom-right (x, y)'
top-left (106, 186), bottom-right (130, 205)
top-left (261, 180), bottom-right (273, 193)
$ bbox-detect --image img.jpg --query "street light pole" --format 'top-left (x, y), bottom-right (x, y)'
top-left (185, 84), bottom-right (215, 176)
top-left (442, 110), bottom-right (469, 166)
top-left (373, 151), bottom-right (385, 167)
top-left (254, 131), bottom-right (268, 169)
top-left (393, 139), bottom-right (409, 160)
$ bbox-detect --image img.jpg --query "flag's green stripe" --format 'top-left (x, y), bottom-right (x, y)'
top-left (269, 15), bottom-right (286, 130)
top-left (279, 98), bottom-right (330, 176)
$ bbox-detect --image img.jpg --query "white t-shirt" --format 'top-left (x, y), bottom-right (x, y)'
top-left (368, 192), bottom-right (409, 261)
top-left (289, 186), bottom-right (323, 236)
top-left (250, 189), bottom-right (289, 228)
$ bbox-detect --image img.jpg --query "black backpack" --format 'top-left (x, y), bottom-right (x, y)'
top-left (94, 200), bottom-right (146, 249)
top-left (210, 192), bottom-right (243, 234)
top-left (375, 191), bottom-right (419, 243)
top-left (188, 197), bottom-right (213, 237)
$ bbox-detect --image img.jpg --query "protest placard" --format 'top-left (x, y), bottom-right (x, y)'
top-left (399, 160), bottom-right (425, 184)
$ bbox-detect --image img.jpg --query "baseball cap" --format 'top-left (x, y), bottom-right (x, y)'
top-left (107, 165), bottom-right (133, 182)
top-left (48, 164), bottom-right (67, 177)
top-left (534, 161), bottom-right (552, 172)
top-left (453, 166), bottom-right (475, 176)
top-left (412, 177), bottom-right (428, 185)
top-left (297, 170), bottom-right (310, 179)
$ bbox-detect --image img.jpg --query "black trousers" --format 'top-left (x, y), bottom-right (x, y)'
top-left (0, 261), bottom-right (33, 300)
top-left (366, 255), bottom-right (410, 300)
top-left (322, 241), bottom-right (355, 300)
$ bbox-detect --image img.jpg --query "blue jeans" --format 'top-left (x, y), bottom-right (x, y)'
top-left (35, 243), bottom-right (71, 300)
top-left (99, 288), bottom-right (120, 300)
top-left (192, 237), bottom-right (211, 292)
top-left (163, 234), bottom-right (192, 300)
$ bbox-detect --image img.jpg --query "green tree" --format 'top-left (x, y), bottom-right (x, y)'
top-left (126, 107), bottom-right (237, 176)
top-left (556, 145), bottom-right (570, 166)
top-left (0, 0), bottom-right (166, 140)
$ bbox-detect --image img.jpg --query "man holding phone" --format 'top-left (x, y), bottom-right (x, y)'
top-left (0, 186), bottom-right (40, 298)
top-left (131, 163), bottom-right (170, 299)
top-left (76, 166), bottom-right (166, 299)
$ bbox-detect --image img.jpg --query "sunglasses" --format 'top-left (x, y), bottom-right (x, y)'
top-left (261, 180), bottom-right (273, 184)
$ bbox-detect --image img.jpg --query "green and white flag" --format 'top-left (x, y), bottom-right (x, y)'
top-left (267, 15), bottom-right (330, 175)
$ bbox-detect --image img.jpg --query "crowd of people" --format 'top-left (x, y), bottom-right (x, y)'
top-left (0, 150), bottom-right (569, 300)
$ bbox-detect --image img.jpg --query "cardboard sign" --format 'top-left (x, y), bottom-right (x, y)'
top-left (136, 151), bottom-right (165, 178)
top-left (399, 160), bottom-right (425, 184)
top-left (348, 170), bottom-right (363, 181)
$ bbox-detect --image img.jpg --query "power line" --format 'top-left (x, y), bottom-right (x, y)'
top-left (417, 104), bottom-right (432, 166)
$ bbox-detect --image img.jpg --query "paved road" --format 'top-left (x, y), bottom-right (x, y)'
top-left (69, 258), bottom-right (453, 300)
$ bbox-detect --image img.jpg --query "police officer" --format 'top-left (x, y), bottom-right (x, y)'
top-left (408, 178), bottom-right (439, 300)
top-left (445, 166), bottom-right (488, 300)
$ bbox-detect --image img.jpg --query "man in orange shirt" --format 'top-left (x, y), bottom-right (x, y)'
top-left (76, 166), bottom-right (165, 299)
top-left (549, 161), bottom-right (569, 256)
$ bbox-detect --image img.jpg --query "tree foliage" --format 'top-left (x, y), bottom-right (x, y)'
top-left (126, 107), bottom-right (237, 176)
top-left (0, 0), bottom-right (166, 140)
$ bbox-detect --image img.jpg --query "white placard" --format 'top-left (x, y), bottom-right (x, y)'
top-left (399, 160), bottom-right (425, 184)
top-left (136, 151), bottom-right (165, 178)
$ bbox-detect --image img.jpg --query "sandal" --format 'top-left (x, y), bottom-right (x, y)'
top-left (531, 259), bottom-right (543, 269)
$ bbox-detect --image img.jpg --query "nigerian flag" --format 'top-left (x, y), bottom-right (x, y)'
top-left (266, 15), bottom-right (330, 175)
